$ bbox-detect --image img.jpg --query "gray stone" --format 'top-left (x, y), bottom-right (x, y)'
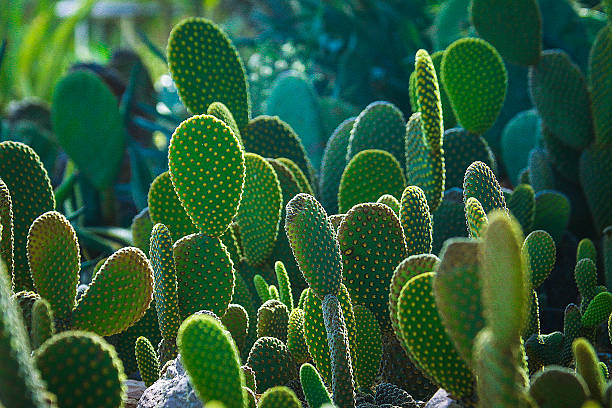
top-left (424, 389), bottom-right (464, 408)
top-left (137, 355), bottom-right (203, 408)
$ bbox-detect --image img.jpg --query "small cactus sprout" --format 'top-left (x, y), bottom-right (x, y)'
top-left (300, 363), bottom-right (333, 408)
top-left (135, 336), bottom-right (160, 387)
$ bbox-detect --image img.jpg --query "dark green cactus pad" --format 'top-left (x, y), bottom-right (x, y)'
top-left (399, 185), bottom-right (432, 256)
top-left (433, 239), bottom-right (484, 366)
top-left (443, 128), bottom-right (496, 189)
top-left (533, 190), bottom-right (570, 243)
top-left (207, 101), bottom-right (242, 146)
top-left (0, 179), bottom-right (13, 278)
top-left (258, 386), bottom-right (302, 408)
top-left (529, 50), bottom-right (594, 150)
top-left (168, 114), bottom-right (245, 237)
top-left (221, 303), bottom-right (249, 355)
top-left (579, 143), bottom-right (612, 234)
top-left (11, 290), bottom-right (39, 337)
top-left (463, 161), bottom-right (507, 215)
top-left (589, 26), bottom-right (612, 145)
top-left (287, 308), bottom-right (310, 365)
top-left (177, 314), bottom-right (245, 408)
top-left (441, 38), bottom-right (507, 135)
top-left (300, 363), bottom-right (333, 408)
top-left (430, 51), bottom-right (457, 129)
top-left (541, 126), bottom-right (580, 183)
top-left (577, 238), bottom-right (597, 264)
top-left (0, 141), bottom-right (54, 291)
top-left (525, 331), bottom-right (565, 370)
top-left (528, 148), bottom-right (555, 192)
top-left (237, 153), bottom-right (282, 266)
top-left (432, 190), bottom-right (467, 254)
top-left (254, 274), bottom-right (272, 303)
top-left (322, 294), bottom-right (355, 408)
top-left (574, 338), bottom-right (605, 402)
top-left (149, 223), bottom-right (181, 341)
top-left (173, 233), bottom-right (234, 319)
top-left (529, 366), bottom-right (589, 408)
top-left (338, 149), bottom-right (405, 214)
top-left (352, 305), bottom-right (382, 389)
top-left (131, 208), bottom-right (154, 255)
top-left (285, 193), bottom-right (343, 300)
top-left (405, 113), bottom-right (445, 212)
top-left (0, 256), bottom-right (48, 408)
top-left (525, 289), bottom-right (541, 339)
top-left (319, 118), bottom-right (355, 214)
top-left (277, 157), bottom-right (313, 196)
top-left (27, 211), bottom-right (79, 320)
top-left (51, 70), bottom-right (126, 190)
top-left (73, 247), bottom-right (154, 336)
top-left (35, 331), bottom-right (126, 408)
top-left (167, 17), bottom-right (250, 128)
top-left (508, 184), bottom-right (536, 232)
top-left (220, 226), bottom-right (242, 266)
top-left (303, 286), bottom-right (356, 386)
top-left (135, 336), bottom-right (160, 387)
top-left (523, 230), bottom-right (556, 289)
top-left (471, 0), bottom-right (542, 66)
top-left (414, 49), bottom-right (443, 152)
top-left (274, 261), bottom-right (294, 310)
top-left (241, 116), bottom-right (314, 186)
top-left (582, 292), bottom-right (612, 328)
top-left (397, 272), bottom-right (475, 398)
top-left (232, 270), bottom-right (258, 354)
top-left (338, 203), bottom-right (407, 331)
top-left (31, 298), bottom-right (54, 350)
top-left (561, 304), bottom-right (584, 366)
top-left (257, 299), bottom-right (289, 342)
top-left (148, 171), bottom-right (198, 242)
top-left (377, 194), bottom-right (400, 215)
top-left (246, 336), bottom-right (298, 393)
top-left (346, 101), bottom-right (405, 166)
top-left (501, 109), bottom-right (542, 186)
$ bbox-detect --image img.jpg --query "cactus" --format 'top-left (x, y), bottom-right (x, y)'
top-left (0, 178), bottom-right (13, 278)
top-left (135, 336), bottom-right (160, 387)
top-left (346, 101), bottom-right (405, 166)
top-left (540, 126), bottom-right (581, 183)
top-left (501, 109), bottom-right (542, 186)
top-left (441, 38), bottom-right (507, 135)
top-left (287, 308), bottom-right (310, 364)
top-left (414, 49), bottom-right (443, 154)
top-left (173, 233), bottom-right (234, 319)
top-left (246, 336), bottom-right (298, 393)
top-left (432, 189), bottom-right (468, 253)
top-left (277, 158), bottom-right (313, 196)
top-left (533, 190), bottom-right (571, 243)
top-left (399, 185), bottom-right (432, 255)
top-left (579, 143), bottom-right (612, 234)
top-left (30, 298), bottom-right (54, 350)
top-left (443, 128), bottom-right (496, 189)
top-left (523, 230), bottom-right (556, 289)
top-left (254, 274), bottom-right (272, 303)
top-left (207, 101), bottom-right (242, 146)
top-left (463, 161), bottom-right (507, 215)
top-left (257, 299), bottom-right (289, 342)
top-left (470, 0), bottom-right (542, 66)
top-left (508, 184), bottom-right (536, 232)
top-left (338, 149), bottom-right (406, 214)
top-left (274, 261), bottom-right (294, 310)
top-left (0, 141), bottom-right (54, 291)
top-left (167, 17), bottom-right (250, 127)
top-left (168, 114), bottom-right (245, 237)
top-left (374, 382), bottom-right (418, 406)
top-left (577, 238), bottom-right (597, 264)
top-left (581, 292), bottom-right (612, 328)
top-left (35, 331), bottom-right (126, 408)
top-left (352, 305), bottom-right (382, 390)
top-left (300, 363), bottom-right (333, 408)
top-left (376, 194), bottom-right (400, 214)
top-left (177, 314), bottom-right (245, 408)
top-left (11, 290), bottom-right (40, 337)
top-left (220, 304), bottom-right (249, 355)
top-left (574, 338), bottom-right (605, 402)
top-left (338, 203), bottom-right (407, 330)
top-left (529, 366), bottom-right (589, 408)
top-left (131, 208), bottom-right (154, 254)
top-left (528, 148), bottom-right (556, 192)
top-left (259, 386), bottom-right (303, 408)
top-left (465, 197), bottom-right (489, 238)
top-left (589, 26), bottom-right (612, 145)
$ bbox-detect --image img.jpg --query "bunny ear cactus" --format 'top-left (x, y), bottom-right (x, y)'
top-left (287, 308), bottom-right (310, 365)
top-left (352, 305), bottom-right (382, 390)
top-left (72, 247), bottom-right (154, 336)
top-left (574, 338), bottom-right (606, 403)
top-left (443, 128), bottom-right (496, 189)
top-left (432, 189), bottom-right (468, 253)
top-left (0, 141), bottom-right (54, 291)
top-left (0, 178), bottom-right (13, 278)
top-left (463, 161), bottom-right (507, 215)
top-left (35, 331), bottom-right (126, 408)
top-left (577, 238), bottom-right (597, 264)
top-left (589, 25), bottom-right (612, 145)
top-left (207, 101), bottom-right (242, 146)
top-left (177, 314), bottom-right (245, 408)
top-left (173, 232), bottom-right (234, 319)
top-left (11, 290), bottom-right (40, 336)
top-left (221, 303), bottom-right (249, 355)
top-left (257, 299), bottom-right (289, 342)
top-left (414, 49), bottom-right (444, 153)
top-left (523, 230), bottom-right (556, 289)
top-left (529, 366), bottom-right (589, 408)
top-left (441, 38), bottom-right (507, 135)
top-left (131, 208), bottom-right (154, 254)
top-left (533, 190), bottom-right (571, 243)
top-left (579, 143), bottom-right (612, 234)
top-left (167, 17), bottom-right (250, 128)
top-left (168, 114), bottom-right (245, 238)
top-left (277, 157), bottom-right (313, 196)
top-left (246, 336), bottom-right (298, 393)
top-left (338, 149), bottom-right (406, 214)
top-left (582, 292), bottom-right (612, 328)
top-left (258, 386), bottom-right (303, 408)
top-left (377, 194), bottom-right (400, 214)
top-left (528, 148), bottom-right (555, 193)
top-left (508, 184), bottom-right (536, 233)
top-left (399, 185), bottom-right (432, 256)
top-left (31, 298), bottom-right (54, 350)
top-left (465, 197), bottom-right (488, 239)
top-left (135, 336), bottom-right (160, 387)
top-left (300, 363), bottom-right (333, 408)
top-left (274, 261), bottom-right (294, 310)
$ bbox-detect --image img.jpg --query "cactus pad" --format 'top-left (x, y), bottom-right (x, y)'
top-left (135, 336), bottom-right (160, 387)
top-left (463, 161), bottom-right (507, 215)
top-left (589, 26), bottom-right (612, 145)
top-left (300, 363), bottom-right (333, 408)
top-left (258, 386), bottom-right (302, 408)
top-left (523, 230), bottom-right (556, 289)
top-left (465, 197), bottom-right (488, 238)
top-left (246, 336), bottom-right (298, 393)
top-left (443, 128), bottom-right (496, 189)
top-left (352, 305), bottom-right (382, 389)
top-left (414, 49), bottom-right (443, 152)
top-left (508, 184), bottom-right (536, 232)
top-left (399, 185), bottom-right (432, 255)
top-left (579, 143), bottom-right (612, 234)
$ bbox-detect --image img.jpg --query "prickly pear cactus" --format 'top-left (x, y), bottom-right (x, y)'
top-left (300, 363), bottom-right (333, 408)
top-left (463, 161), bottom-right (507, 215)
top-left (246, 336), bottom-right (298, 393)
top-left (135, 336), bottom-right (160, 387)
top-left (399, 186), bottom-right (432, 255)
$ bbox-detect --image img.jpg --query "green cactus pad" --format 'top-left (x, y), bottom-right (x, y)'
top-left (465, 196), bottom-right (488, 238)
top-left (529, 50), bottom-right (594, 150)
top-left (254, 274), bottom-right (272, 303)
top-left (528, 148), bottom-right (555, 192)
top-left (241, 116), bottom-right (314, 186)
top-left (177, 314), bottom-right (245, 408)
top-left (220, 304), bottom-right (249, 355)
top-left (35, 331), bottom-right (126, 408)
top-left (405, 113), bottom-right (445, 212)
top-left (173, 233), bottom-right (234, 319)
top-left (463, 161), bottom-right (507, 215)
top-left (276, 158), bottom-right (313, 195)
top-left (274, 261), bottom-right (294, 311)
top-left (352, 305), bottom-right (382, 389)
top-left (430, 51), bottom-right (457, 129)
top-left (441, 38), bottom-right (507, 135)
top-left (444, 128), bottom-right (496, 189)
top-left (508, 184), bottom-right (536, 232)
top-left (51, 70), bottom-right (126, 190)
top-left (258, 386), bottom-right (302, 408)
top-left (31, 298), bottom-right (54, 350)
top-left (579, 143), bottom-right (612, 234)
top-left (207, 101), bottom-right (242, 146)
top-left (257, 299), bottom-right (289, 342)
top-left (589, 26), bottom-right (612, 145)
top-left (577, 238), bottom-right (597, 264)
top-left (397, 272), bottom-right (475, 398)
top-left (73, 247), bottom-right (154, 336)
top-left (167, 17), bottom-right (250, 127)
top-left (11, 290), bottom-right (40, 337)
top-left (135, 336), bottom-right (160, 387)
top-left (399, 185), bottom-right (432, 256)
top-left (220, 226), bottom-right (242, 266)
top-left (529, 366), bottom-right (589, 408)
top-left (582, 292), bottom-right (612, 328)
top-left (0, 179), bottom-right (13, 278)
top-left (231, 271), bottom-right (257, 353)
top-left (319, 118), bottom-right (355, 214)
top-left (376, 194), bottom-right (400, 215)
top-left (433, 239), bottom-right (484, 365)
top-left (246, 336), bottom-right (298, 393)
top-left (346, 101), bottom-right (405, 166)
top-left (285, 193), bottom-right (343, 300)
top-left (131, 208), bottom-right (154, 254)
top-left (523, 230), bottom-right (556, 289)
top-left (338, 149), bottom-right (405, 214)
top-left (168, 114), bottom-right (245, 237)
top-left (533, 190), bottom-right (571, 243)
top-left (147, 171), bottom-right (198, 242)
top-left (524, 289), bottom-right (541, 339)
top-left (432, 190), bottom-right (468, 253)
top-left (300, 363), bottom-right (333, 408)
top-left (338, 203), bottom-right (407, 331)
top-left (501, 109), bottom-right (542, 186)
top-left (149, 223), bottom-right (181, 341)
top-left (471, 0), bottom-right (542, 66)
top-left (574, 338), bottom-right (605, 402)
top-left (414, 49), bottom-right (443, 152)
top-left (27, 211), bottom-right (79, 320)
top-left (0, 141), bottom-right (54, 291)
top-left (541, 126), bottom-right (580, 183)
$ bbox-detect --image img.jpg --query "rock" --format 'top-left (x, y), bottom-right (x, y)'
top-left (137, 355), bottom-right (203, 408)
top-left (126, 380), bottom-right (147, 408)
top-left (424, 389), bottom-right (464, 408)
